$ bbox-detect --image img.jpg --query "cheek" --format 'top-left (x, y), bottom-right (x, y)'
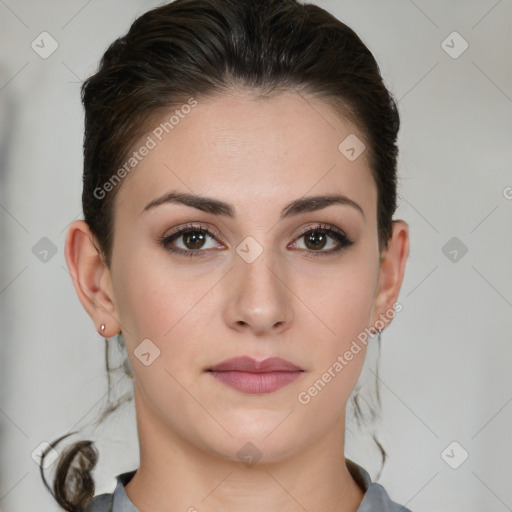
top-left (298, 246), bottom-right (379, 345)
top-left (296, 269), bottom-right (375, 413)
top-left (112, 247), bottom-right (215, 382)
top-left (112, 241), bottom-right (199, 337)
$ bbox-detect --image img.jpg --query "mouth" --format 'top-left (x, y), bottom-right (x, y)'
top-left (206, 356), bottom-right (304, 394)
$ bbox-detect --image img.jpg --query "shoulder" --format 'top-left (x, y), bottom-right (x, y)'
top-left (361, 481), bottom-right (413, 512)
top-left (81, 469), bottom-right (137, 512)
top-left (81, 492), bottom-right (114, 512)
top-left (346, 458), bottom-right (413, 512)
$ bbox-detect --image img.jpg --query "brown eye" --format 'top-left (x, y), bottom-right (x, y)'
top-left (303, 229), bottom-right (329, 250)
top-left (174, 229), bottom-right (209, 250)
top-left (292, 224), bottom-right (354, 256)
top-left (159, 223), bottom-right (223, 258)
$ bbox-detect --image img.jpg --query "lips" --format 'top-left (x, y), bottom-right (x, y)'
top-left (207, 356), bottom-right (304, 394)
top-left (207, 356), bottom-right (303, 373)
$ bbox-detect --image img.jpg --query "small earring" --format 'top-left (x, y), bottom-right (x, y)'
top-left (100, 324), bottom-right (105, 333)
top-left (378, 328), bottom-right (382, 342)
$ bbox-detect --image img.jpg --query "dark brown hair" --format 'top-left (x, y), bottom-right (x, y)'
top-left (40, 0), bottom-right (400, 509)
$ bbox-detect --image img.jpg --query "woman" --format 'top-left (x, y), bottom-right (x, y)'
top-left (40, 0), bottom-right (411, 510)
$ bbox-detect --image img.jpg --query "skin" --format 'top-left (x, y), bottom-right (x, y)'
top-left (65, 89), bottom-right (409, 512)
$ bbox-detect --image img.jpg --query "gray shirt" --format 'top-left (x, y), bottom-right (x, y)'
top-left (83, 458), bottom-right (413, 512)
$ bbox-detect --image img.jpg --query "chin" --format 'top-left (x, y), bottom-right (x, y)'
top-left (201, 424), bottom-right (309, 467)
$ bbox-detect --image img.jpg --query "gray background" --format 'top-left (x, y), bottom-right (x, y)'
top-left (1, 0), bottom-right (511, 510)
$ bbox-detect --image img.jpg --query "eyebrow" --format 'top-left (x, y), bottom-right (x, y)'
top-left (141, 191), bottom-right (365, 219)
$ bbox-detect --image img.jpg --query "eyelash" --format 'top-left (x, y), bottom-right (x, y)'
top-left (157, 222), bottom-right (355, 259)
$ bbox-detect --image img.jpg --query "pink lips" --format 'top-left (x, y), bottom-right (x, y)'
top-left (207, 356), bottom-right (304, 394)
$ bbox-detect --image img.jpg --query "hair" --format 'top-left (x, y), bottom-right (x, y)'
top-left (40, 0), bottom-right (401, 509)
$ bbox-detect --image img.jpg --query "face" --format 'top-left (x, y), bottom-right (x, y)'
top-left (69, 89), bottom-right (408, 465)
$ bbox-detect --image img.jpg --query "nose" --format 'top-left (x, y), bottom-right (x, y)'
top-left (223, 244), bottom-right (293, 337)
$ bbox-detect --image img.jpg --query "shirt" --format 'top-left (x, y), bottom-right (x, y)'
top-left (83, 458), bottom-right (413, 512)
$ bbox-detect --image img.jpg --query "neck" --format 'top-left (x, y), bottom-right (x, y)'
top-left (124, 385), bottom-right (365, 512)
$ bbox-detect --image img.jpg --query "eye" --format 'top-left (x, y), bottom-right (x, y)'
top-left (158, 223), bottom-right (223, 258)
top-left (289, 223), bottom-right (354, 257)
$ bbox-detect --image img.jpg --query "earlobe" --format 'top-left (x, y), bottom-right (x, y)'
top-left (370, 220), bottom-right (410, 333)
top-left (64, 220), bottom-right (120, 336)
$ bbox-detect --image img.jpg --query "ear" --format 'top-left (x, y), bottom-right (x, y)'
top-left (64, 220), bottom-right (121, 337)
top-left (370, 220), bottom-right (409, 334)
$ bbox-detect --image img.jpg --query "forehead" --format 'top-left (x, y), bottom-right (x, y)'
top-left (114, 90), bottom-right (376, 221)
